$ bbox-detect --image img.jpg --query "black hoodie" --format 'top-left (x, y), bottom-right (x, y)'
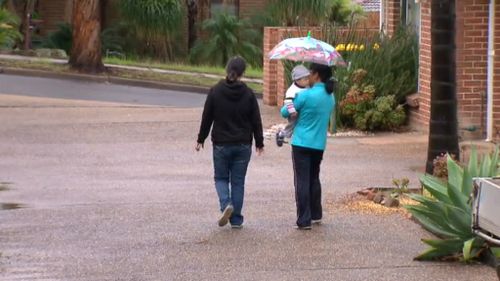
top-left (197, 79), bottom-right (264, 148)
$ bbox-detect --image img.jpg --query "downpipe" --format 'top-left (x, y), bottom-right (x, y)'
top-left (486, 0), bottom-right (495, 141)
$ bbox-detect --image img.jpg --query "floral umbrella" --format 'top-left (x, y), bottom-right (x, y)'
top-left (268, 32), bottom-right (346, 67)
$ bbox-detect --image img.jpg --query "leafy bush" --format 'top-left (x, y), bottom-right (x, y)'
top-left (119, 0), bottom-right (182, 34)
top-left (119, 0), bottom-right (183, 60)
top-left (328, 0), bottom-right (365, 26)
top-left (405, 148), bottom-right (500, 262)
top-left (0, 7), bottom-right (22, 49)
top-left (41, 23), bottom-right (72, 53)
top-left (339, 68), bottom-right (406, 131)
top-left (190, 12), bottom-right (261, 67)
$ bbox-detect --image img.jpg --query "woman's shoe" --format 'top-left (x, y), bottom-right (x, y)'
top-left (295, 225), bottom-right (312, 230)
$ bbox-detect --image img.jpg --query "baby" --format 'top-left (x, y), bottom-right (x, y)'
top-left (276, 64), bottom-right (310, 147)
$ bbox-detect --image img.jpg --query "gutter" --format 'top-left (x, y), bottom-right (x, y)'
top-left (486, 0), bottom-right (496, 141)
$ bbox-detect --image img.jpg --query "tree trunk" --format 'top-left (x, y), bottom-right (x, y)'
top-left (186, 0), bottom-right (198, 50)
top-left (20, 0), bottom-right (35, 50)
top-left (69, 0), bottom-right (105, 73)
top-left (426, 0), bottom-right (459, 173)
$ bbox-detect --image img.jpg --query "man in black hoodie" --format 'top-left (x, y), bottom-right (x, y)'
top-left (196, 56), bottom-right (264, 229)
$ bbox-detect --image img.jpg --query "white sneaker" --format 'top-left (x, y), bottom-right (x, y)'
top-left (231, 224), bottom-right (243, 229)
top-left (312, 219), bottom-right (322, 225)
top-left (218, 205), bottom-right (233, 227)
top-left (295, 225), bottom-right (312, 230)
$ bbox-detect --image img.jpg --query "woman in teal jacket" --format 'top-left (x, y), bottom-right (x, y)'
top-left (281, 63), bottom-right (335, 230)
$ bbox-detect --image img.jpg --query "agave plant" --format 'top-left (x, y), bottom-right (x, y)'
top-left (405, 147), bottom-right (500, 261)
top-left (0, 7), bottom-right (21, 49)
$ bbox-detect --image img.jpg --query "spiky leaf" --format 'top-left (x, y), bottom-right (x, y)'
top-left (480, 154), bottom-right (492, 177)
top-left (445, 205), bottom-right (472, 237)
top-left (468, 146), bottom-right (478, 177)
top-left (420, 174), bottom-right (451, 204)
top-left (422, 238), bottom-right (464, 253)
top-left (489, 146), bottom-right (499, 176)
top-left (405, 205), bottom-right (459, 238)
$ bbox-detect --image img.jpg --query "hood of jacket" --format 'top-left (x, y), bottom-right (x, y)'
top-left (215, 79), bottom-right (250, 101)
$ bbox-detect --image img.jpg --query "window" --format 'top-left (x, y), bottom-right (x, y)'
top-left (210, 0), bottom-right (239, 17)
top-left (402, 0), bottom-right (421, 37)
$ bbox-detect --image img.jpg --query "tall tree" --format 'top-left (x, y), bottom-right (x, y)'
top-left (426, 0), bottom-right (459, 173)
top-left (186, 0), bottom-right (197, 50)
top-left (69, 0), bottom-right (104, 73)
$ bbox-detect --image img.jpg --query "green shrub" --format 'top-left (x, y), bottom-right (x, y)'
top-left (0, 7), bottom-right (22, 49)
top-left (339, 68), bottom-right (405, 131)
top-left (189, 12), bottom-right (261, 68)
top-left (328, 0), bottom-right (365, 26)
top-left (119, 0), bottom-right (183, 60)
top-left (405, 148), bottom-right (500, 262)
top-left (334, 27), bottom-right (418, 104)
top-left (41, 23), bottom-right (72, 54)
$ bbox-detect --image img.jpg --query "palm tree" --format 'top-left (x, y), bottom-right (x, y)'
top-left (0, 6), bottom-right (21, 49)
top-left (189, 12), bottom-right (261, 67)
top-left (426, 0), bottom-right (459, 173)
top-left (69, 0), bottom-right (105, 73)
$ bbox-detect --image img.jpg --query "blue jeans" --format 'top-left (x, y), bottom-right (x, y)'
top-left (213, 144), bottom-right (252, 226)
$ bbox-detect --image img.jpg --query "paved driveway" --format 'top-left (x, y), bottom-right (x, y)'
top-left (0, 77), bottom-right (496, 280)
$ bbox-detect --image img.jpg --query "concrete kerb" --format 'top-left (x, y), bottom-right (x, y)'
top-left (0, 67), bottom-right (264, 98)
top-left (0, 54), bottom-right (263, 97)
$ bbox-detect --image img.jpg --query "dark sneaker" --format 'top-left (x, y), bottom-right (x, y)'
top-left (276, 131), bottom-right (285, 147)
top-left (218, 205), bottom-right (233, 227)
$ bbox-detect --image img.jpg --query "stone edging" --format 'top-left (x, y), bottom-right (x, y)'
top-left (0, 67), bottom-right (263, 98)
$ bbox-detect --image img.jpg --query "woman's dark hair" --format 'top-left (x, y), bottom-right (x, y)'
top-left (226, 56), bottom-right (246, 82)
top-left (309, 63), bottom-right (335, 94)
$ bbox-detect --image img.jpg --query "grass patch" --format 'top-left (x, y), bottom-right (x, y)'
top-left (0, 59), bottom-right (263, 93)
top-left (0, 59), bottom-right (70, 72)
top-left (110, 68), bottom-right (262, 93)
top-left (103, 57), bottom-right (263, 79)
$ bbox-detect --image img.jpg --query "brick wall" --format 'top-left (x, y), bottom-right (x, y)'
top-left (263, 27), bottom-right (378, 106)
top-left (239, 0), bottom-right (268, 19)
top-left (263, 27), bottom-right (280, 105)
top-left (263, 27), bottom-right (324, 106)
top-left (393, 0), bottom-right (500, 140)
top-left (455, 0), bottom-right (489, 139)
top-left (408, 0), bottom-right (431, 130)
top-left (382, 0), bottom-right (400, 36)
top-left (358, 12), bottom-right (381, 30)
top-left (37, 0), bottom-right (70, 35)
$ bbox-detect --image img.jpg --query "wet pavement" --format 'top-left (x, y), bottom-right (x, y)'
top-left (0, 77), bottom-right (497, 280)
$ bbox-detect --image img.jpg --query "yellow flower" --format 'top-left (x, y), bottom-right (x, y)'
top-left (373, 43), bottom-right (380, 50)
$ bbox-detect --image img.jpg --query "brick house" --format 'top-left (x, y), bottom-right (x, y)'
top-left (356, 0), bottom-right (381, 28)
top-left (31, 0), bottom-right (268, 48)
top-left (381, 0), bottom-right (500, 141)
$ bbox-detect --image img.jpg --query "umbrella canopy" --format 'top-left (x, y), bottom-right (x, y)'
top-left (268, 33), bottom-right (346, 67)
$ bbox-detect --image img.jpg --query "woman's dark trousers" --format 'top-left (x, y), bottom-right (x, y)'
top-left (292, 145), bottom-right (324, 227)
